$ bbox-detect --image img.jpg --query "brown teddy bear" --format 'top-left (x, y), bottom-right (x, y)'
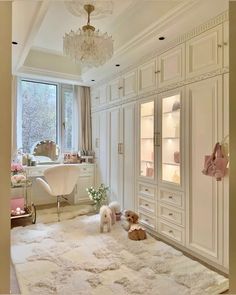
top-left (121, 210), bottom-right (147, 241)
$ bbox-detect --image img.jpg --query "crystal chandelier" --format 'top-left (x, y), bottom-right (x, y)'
top-left (63, 4), bottom-right (113, 68)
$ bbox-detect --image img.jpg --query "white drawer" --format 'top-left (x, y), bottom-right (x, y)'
top-left (159, 189), bottom-right (184, 208)
top-left (159, 204), bottom-right (184, 226)
top-left (159, 221), bottom-right (184, 245)
top-left (138, 197), bottom-right (156, 216)
top-left (139, 212), bottom-right (156, 230)
top-left (79, 166), bottom-right (94, 176)
top-left (138, 183), bottom-right (156, 200)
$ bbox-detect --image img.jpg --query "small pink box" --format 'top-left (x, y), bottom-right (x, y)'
top-left (11, 197), bottom-right (24, 211)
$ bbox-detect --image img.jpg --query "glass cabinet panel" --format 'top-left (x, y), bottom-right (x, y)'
top-left (140, 101), bottom-right (154, 178)
top-left (162, 94), bottom-right (181, 185)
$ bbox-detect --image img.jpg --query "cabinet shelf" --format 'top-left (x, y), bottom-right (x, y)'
top-left (141, 137), bottom-right (154, 140)
top-left (163, 162), bottom-right (180, 166)
top-left (162, 137), bottom-right (180, 140)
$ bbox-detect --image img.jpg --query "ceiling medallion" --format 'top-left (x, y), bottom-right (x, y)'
top-left (64, 1), bottom-right (113, 20)
top-left (63, 4), bottom-right (113, 68)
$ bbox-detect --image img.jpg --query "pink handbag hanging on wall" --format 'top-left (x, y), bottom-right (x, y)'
top-left (202, 142), bottom-right (228, 181)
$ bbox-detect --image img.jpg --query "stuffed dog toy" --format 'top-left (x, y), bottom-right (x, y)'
top-left (99, 205), bottom-right (113, 233)
top-left (108, 201), bottom-right (121, 223)
top-left (121, 210), bottom-right (147, 240)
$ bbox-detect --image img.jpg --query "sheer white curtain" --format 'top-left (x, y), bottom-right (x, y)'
top-left (75, 85), bottom-right (92, 151)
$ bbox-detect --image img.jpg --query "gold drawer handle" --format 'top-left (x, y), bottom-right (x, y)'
top-left (168, 213), bottom-right (173, 216)
top-left (145, 218), bottom-right (149, 222)
top-left (169, 230), bottom-right (173, 234)
top-left (145, 204), bottom-right (149, 207)
top-left (145, 188), bottom-right (149, 192)
top-left (168, 195), bottom-right (173, 199)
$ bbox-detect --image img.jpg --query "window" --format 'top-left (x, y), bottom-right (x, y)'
top-left (18, 79), bottom-right (75, 153)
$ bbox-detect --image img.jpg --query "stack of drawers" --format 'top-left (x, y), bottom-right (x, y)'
top-left (137, 182), bottom-right (157, 231)
top-left (157, 188), bottom-right (185, 245)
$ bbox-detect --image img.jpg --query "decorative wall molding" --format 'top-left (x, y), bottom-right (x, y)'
top-left (18, 66), bottom-right (84, 85)
top-left (92, 10), bottom-right (228, 90)
top-left (91, 67), bottom-right (229, 114)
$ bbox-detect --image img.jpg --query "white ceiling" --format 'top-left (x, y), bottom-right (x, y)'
top-left (12, 0), bottom-right (228, 86)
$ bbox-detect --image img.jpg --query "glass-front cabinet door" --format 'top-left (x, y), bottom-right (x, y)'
top-left (161, 92), bottom-right (181, 185)
top-left (139, 100), bottom-right (155, 179)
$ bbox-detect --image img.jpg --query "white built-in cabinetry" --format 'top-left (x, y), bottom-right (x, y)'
top-left (91, 14), bottom-right (229, 272)
top-left (186, 76), bottom-right (223, 264)
top-left (157, 44), bottom-right (185, 88)
top-left (186, 25), bottom-right (223, 78)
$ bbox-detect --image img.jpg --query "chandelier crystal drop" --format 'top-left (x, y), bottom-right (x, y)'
top-left (63, 4), bottom-right (113, 68)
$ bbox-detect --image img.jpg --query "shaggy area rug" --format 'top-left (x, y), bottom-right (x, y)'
top-left (11, 214), bottom-right (228, 295)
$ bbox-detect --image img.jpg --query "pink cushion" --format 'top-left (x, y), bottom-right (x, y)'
top-left (11, 197), bottom-right (24, 210)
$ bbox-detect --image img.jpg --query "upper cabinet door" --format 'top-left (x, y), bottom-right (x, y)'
top-left (99, 84), bottom-right (107, 105)
top-left (123, 70), bottom-right (138, 100)
top-left (138, 58), bottom-right (157, 94)
top-left (157, 44), bottom-right (185, 88)
top-left (223, 21), bottom-right (229, 68)
top-left (108, 78), bottom-right (123, 103)
top-left (186, 24), bottom-right (223, 78)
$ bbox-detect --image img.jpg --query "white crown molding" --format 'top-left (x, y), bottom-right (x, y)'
top-left (15, 1), bottom-right (51, 72)
top-left (92, 9), bottom-right (229, 90)
top-left (18, 66), bottom-right (86, 86)
top-left (91, 67), bottom-right (229, 113)
top-left (113, 0), bottom-right (199, 58)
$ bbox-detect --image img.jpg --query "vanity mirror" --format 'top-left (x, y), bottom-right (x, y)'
top-left (31, 140), bottom-right (60, 164)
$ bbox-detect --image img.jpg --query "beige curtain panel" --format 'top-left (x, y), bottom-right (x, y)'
top-left (76, 86), bottom-right (92, 151)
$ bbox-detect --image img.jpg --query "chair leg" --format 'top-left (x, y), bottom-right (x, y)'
top-left (57, 196), bottom-right (61, 222)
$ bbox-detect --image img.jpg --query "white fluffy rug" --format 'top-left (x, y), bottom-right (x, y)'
top-left (11, 214), bottom-right (228, 295)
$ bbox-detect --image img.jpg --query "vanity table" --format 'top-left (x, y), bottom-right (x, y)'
top-left (24, 163), bottom-right (95, 205)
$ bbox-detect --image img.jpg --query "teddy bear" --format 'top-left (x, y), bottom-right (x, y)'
top-left (121, 210), bottom-right (147, 241)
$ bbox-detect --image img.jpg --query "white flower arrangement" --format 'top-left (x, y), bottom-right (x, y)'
top-left (86, 184), bottom-right (109, 211)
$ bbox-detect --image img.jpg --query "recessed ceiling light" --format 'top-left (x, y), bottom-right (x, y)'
top-left (159, 36), bottom-right (165, 40)
top-left (115, 64), bottom-right (120, 67)
top-left (91, 79), bottom-right (95, 82)
top-left (12, 41), bottom-right (18, 45)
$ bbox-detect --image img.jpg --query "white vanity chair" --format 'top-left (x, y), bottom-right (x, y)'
top-left (36, 165), bottom-right (80, 221)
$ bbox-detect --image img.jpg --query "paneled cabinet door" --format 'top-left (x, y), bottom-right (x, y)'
top-left (123, 103), bottom-right (135, 211)
top-left (91, 87), bottom-right (100, 108)
top-left (138, 58), bottom-right (157, 94)
top-left (108, 78), bottom-right (123, 103)
top-left (74, 175), bottom-right (94, 203)
top-left (223, 73), bottom-right (229, 270)
top-left (223, 21), bottom-right (229, 68)
top-left (92, 112), bottom-right (100, 159)
top-left (123, 70), bottom-right (137, 100)
top-left (157, 44), bottom-right (185, 88)
top-left (186, 76), bottom-right (223, 265)
top-left (186, 24), bottom-right (223, 78)
top-left (98, 110), bottom-right (108, 186)
top-left (108, 107), bottom-right (123, 207)
top-left (99, 84), bottom-right (107, 105)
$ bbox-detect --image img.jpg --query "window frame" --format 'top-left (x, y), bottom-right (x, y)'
top-left (18, 78), bottom-right (75, 153)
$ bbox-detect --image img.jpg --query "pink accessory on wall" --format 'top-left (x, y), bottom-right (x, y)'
top-left (202, 142), bottom-right (228, 181)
